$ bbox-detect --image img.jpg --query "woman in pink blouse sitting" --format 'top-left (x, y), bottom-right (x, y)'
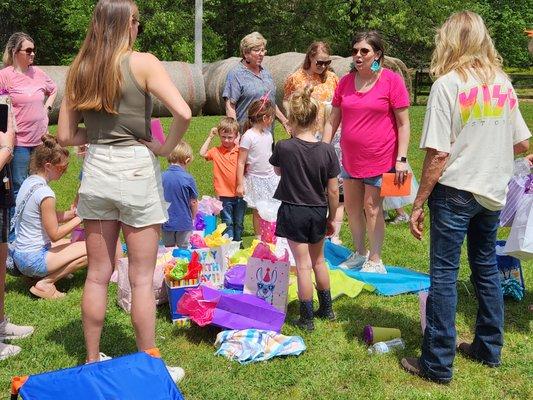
top-left (323, 31), bottom-right (411, 273)
top-left (0, 32), bottom-right (57, 209)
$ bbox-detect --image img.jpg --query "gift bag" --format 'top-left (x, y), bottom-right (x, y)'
top-left (499, 175), bottom-right (528, 227)
top-left (244, 243), bottom-right (290, 312)
top-left (203, 286), bottom-right (285, 332)
top-left (117, 257), bottom-right (168, 313)
top-left (196, 247), bottom-right (226, 288)
top-left (504, 189), bottom-right (533, 260)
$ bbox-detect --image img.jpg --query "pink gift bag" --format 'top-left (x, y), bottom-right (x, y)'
top-left (259, 217), bottom-right (277, 244)
top-left (150, 119), bottom-right (165, 144)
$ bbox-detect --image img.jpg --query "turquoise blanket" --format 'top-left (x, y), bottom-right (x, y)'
top-left (324, 241), bottom-right (430, 296)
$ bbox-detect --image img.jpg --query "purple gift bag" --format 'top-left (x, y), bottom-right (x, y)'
top-left (500, 175), bottom-right (529, 227)
top-left (201, 286), bottom-right (285, 332)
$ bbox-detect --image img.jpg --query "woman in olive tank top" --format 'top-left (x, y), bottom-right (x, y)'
top-left (57, 0), bottom-right (191, 373)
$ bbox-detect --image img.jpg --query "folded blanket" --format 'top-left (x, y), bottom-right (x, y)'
top-left (214, 329), bottom-right (305, 364)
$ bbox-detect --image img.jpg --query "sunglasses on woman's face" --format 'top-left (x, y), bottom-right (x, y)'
top-left (19, 47), bottom-right (35, 55)
top-left (352, 47), bottom-right (371, 56)
top-left (315, 60), bottom-right (332, 67)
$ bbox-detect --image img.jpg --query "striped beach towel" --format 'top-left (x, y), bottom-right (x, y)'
top-left (214, 329), bottom-right (306, 364)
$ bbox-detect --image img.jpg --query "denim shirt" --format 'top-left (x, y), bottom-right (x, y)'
top-left (222, 62), bottom-right (277, 131)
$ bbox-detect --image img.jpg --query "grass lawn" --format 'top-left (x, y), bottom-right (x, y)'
top-left (1, 105), bottom-right (532, 400)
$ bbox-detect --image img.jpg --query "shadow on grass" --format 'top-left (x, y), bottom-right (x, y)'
top-left (46, 319), bottom-right (135, 364)
top-left (455, 277), bottom-right (533, 335)
top-left (156, 302), bottom-right (221, 344)
top-left (335, 295), bottom-right (422, 354)
top-left (6, 270), bottom-right (87, 297)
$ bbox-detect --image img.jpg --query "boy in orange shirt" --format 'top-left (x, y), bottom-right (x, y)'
top-left (199, 117), bottom-right (245, 241)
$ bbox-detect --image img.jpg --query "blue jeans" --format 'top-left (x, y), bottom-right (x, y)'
top-left (219, 196), bottom-right (246, 241)
top-left (420, 183), bottom-right (503, 382)
top-left (9, 146), bottom-right (34, 240)
top-left (12, 146), bottom-right (34, 204)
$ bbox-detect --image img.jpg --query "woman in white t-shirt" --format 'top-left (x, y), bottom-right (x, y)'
top-left (401, 11), bottom-right (530, 383)
top-left (12, 135), bottom-right (87, 299)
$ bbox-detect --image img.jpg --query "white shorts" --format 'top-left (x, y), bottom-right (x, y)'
top-left (77, 145), bottom-right (168, 228)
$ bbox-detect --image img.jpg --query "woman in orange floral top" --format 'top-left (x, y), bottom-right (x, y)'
top-left (284, 42), bottom-right (339, 137)
top-left (283, 42), bottom-right (344, 244)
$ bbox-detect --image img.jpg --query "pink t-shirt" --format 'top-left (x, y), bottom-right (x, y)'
top-left (332, 68), bottom-right (410, 178)
top-left (0, 66), bottom-right (56, 147)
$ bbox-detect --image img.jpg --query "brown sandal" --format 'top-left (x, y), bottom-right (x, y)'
top-left (29, 285), bottom-right (66, 300)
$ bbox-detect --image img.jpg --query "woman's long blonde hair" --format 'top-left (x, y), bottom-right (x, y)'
top-left (65, 0), bottom-right (137, 114)
top-left (430, 11), bottom-right (503, 85)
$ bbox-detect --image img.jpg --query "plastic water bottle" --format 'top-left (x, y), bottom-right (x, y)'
top-left (368, 338), bottom-right (405, 354)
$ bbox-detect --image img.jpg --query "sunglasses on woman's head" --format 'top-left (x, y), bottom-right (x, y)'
top-left (19, 47), bottom-right (35, 55)
top-left (352, 47), bottom-right (371, 56)
top-left (315, 60), bottom-right (332, 67)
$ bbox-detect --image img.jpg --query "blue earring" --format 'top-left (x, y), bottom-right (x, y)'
top-left (370, 59), bottom-right (381, 72)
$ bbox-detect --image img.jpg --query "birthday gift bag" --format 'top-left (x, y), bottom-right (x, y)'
top-left (504, 188), bottom-right (533, 260)
top-left (117, 257), bottom-right (168, 313)
top-left (196, 247), bottom-right (226, 288)
top-left (244, 243), bottom-right (290, 312)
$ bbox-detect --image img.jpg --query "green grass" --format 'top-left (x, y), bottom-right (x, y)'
top-left (1, 105), bottom-right (532, 400)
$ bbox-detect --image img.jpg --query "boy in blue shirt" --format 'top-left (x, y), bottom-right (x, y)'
top-left (162, 141), bottom-right (198, 248)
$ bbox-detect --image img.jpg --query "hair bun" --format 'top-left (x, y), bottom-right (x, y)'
top-left (41, 133), bottom-right (58, 149)
top-left (302, 84), bottom-right (314, 100)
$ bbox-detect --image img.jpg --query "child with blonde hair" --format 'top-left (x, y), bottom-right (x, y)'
top-left (236, 97), bottom-right (280, 236)
top-left (200, 117), bottom-right (245, 241)
top-left (162, 141), bottom-right (198, 248)
top-left (270, 86), bottom-right (339, 331)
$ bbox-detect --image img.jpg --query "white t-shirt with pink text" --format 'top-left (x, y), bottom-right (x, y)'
top-left (420, 70), bottom-right (531, 210)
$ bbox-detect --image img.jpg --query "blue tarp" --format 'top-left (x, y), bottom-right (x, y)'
top-left (324, 240), bottom-right (430, 296)
top-left (19, 352), bottom-right (184, 400)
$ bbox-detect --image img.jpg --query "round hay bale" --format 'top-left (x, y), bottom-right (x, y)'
top-left (202, 53), bottom-right (411, 116)
top-left (203, 53), bottom-right (305, 115)
top-left (202, 57), bottom-right (241, 115)
top-left (40, 62), bottom-right (205, 123)
top-left (330, 55), bottom-right (412, 93)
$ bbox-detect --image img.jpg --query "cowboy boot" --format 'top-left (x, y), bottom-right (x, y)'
top-left (295, 300), bottom-right (315, 331)
top-left (315, 289), bottom-right (336, 320)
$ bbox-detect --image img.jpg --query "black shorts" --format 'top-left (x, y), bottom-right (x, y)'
top-left (275, 202), bottom-right (327, 244)
top-left (0, 208), bottom-right (9, 243)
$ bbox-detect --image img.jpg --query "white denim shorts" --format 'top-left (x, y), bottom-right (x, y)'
top-left (77, 145), bottom-right (168, 228)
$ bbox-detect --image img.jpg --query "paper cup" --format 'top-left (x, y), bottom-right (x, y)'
top-left (363, 325), bottom-right (401, 345)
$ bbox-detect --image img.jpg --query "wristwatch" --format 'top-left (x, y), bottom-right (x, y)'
top-left (396, 156), bottom-right (407, 163)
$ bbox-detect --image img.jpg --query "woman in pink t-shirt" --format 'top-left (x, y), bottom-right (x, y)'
top-left (323, 31), bottom-right (410, 273)
top-left (0, 32), bottom-right (57, 207)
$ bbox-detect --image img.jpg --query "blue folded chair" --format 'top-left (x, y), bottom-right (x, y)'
top-left (11, 352), bottom-right (184, 400)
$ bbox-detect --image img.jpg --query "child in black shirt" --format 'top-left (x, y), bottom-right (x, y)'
top-left (270, 86), bottom-right (339, 331)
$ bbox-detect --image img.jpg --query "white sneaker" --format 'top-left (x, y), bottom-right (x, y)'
top-left (0, 318), bottom-right (34, 341)
top-left (0, 342), bottom-right (21, 360)
top-left (166, 366), bottom-right (185, 383)
top-left (360, 259), bottom-right (387, 274)
top-left (339, 252), bottom-right (368, 270)
top-left (98, 352), bottom-right (112, 361)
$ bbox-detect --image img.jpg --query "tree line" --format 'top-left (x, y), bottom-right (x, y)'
top-left (1, 0), bottom-right (531, 68)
